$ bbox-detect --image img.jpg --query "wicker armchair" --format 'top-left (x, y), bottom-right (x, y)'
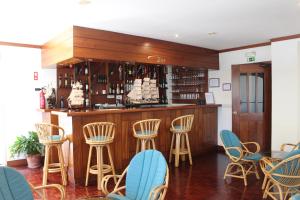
top-left (260, 149), bottom-right (300, 200)
top-left (0, 166), bottom-right (65, 200)
top-left (220, 130), bottom-right (262, 186)
top-left (102, 150), bottom-right (169, 200)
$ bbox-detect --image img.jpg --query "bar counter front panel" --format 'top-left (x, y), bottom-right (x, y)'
top-left (51, 104), bottom-right (220, 185)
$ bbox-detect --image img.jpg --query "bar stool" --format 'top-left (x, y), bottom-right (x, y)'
top-left (169, 114), bottom-right (194, 167)
top-left (133, 119), bottom-right (161, 153)
top-left (83, 122), bottom-right (116, 190)
top-left (35, 123), bottom-right (68, 186)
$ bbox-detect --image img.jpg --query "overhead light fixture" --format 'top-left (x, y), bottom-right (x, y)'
top-left (174, 34), bottom-right (179, 38)
top-left (79, 0), bottom-right (91, 5)
top-left (208, 32), bottom-right (217, 36)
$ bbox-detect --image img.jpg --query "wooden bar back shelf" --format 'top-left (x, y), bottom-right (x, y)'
top-left (133, 119), bottom-right (161, 153)
top-left (171, 67), bottom-right (208, 104)
top-left (83, 122), bottom-right (117, 190)
top-left (35, 123), bottom-right (68, 186)
top-left (169, 114), bottom-right (194, 167)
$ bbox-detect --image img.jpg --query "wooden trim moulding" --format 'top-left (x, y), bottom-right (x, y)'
top-left (219, 42), bottom-right (271, 53)
top-left (270, 34), bottom-right (300, 42)
top-left (7, 159), bottom-right (27, 167)
top-left (0, 41), bottom-right (42, 49)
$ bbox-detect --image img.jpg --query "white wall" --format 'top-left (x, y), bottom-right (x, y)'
top-left (271, 39), bottom-right (300, 150)
top-left (0, 45), bottom-right (56, 163)
top-left (208, 46), bottom-right (271, 145)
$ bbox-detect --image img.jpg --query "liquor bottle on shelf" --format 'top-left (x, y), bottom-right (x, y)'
top-left (112, 84), bottom-right (116, 95)
top-left (116, 84), bottom-right (120, 95)
top-left (60, 96), bottom-right (64, 108)
top-left (109, 84), bottom-right (112, 94)
top-left (85, 96), bottom-right (90, 108)
top-left (64, 73), bottom-right (68, 88)
top-left (128, 65), bottom-right (132, 76)
top-left (58, 74), bottom-right (62, 88)
top-left (120, 83), bottom-right (124, 94)
top-left (70, 75), bottom-right (74, 86)
top-left (85, 81), bottom-right (89, 92)
top-left (84, 62), bottom-right (89, 75)
top-left (118, 65), bottom-right (123, 81)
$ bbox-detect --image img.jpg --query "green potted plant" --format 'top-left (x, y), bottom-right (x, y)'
top-left (10, 131), bottom-right (44, 168)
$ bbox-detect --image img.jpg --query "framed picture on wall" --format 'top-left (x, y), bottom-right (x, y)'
top-left (209, 78), bottom-right (220, 88)
top-left (205, 92), bottom-right (215, 104)
top-left (222, 83), bottom-right (231, 91)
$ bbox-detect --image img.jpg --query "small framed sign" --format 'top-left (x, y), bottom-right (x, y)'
top-left (222, 83), bottom-right (231, 91)
top-left (209, 78), bottom-right (220, 88)
top-left (205, 92), bottom-right (215, 104)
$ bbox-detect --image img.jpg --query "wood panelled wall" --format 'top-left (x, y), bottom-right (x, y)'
top-left (42, 26), bottom-right (219, 69)
top-left (41, 27), bottom-right (74, 68)
top-left (64, 106), bottom-right (218, 184)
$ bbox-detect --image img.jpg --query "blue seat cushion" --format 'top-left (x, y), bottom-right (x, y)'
top-left (266, 149), bottom-right (300, 181)
top-left (89, 136), bottom-right (109, 141)
top-left (0, 166), bottom-right (34, 200)
top-left (291, 194), bottom-right (300, 200)
top-left (220, 130), bottom-right (242, 158)
top-left (136, 130), bottom-right (156, 135)
top-left (243, 153), bottom-right (262, 161)
top-left (107, 194), bottom-right (132, 200)
top-left (47, 135), bottom-right (61, 141)
top-left (125, 150), bottom-right (167, 200)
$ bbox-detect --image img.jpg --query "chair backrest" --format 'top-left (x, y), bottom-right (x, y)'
top-left (35, 123), bottom-right (65, 144)
top-left (0, 166), bottom-right (33, 200)
top-left (125, 150), bottom-right (167, 200)
top-left (171, 114), bottom-right (194, 132)
top-left (83, 122), bottom-right (115, 143)
top-left (133, 119), bottom-right (161, 136)
top-left (270, 149), bottom-right (300, 187)
top-left (220, 130), bottom-right (242, 158)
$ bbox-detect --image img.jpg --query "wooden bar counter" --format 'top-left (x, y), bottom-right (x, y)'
top-left (50, 104), bottom-right (220, 185)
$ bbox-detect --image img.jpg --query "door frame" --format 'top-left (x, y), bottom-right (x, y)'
top-left (231, 62), bottom-right (272, 151)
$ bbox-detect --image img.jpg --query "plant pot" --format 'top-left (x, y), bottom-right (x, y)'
top-left (27, 154), bottom-right (42, 169)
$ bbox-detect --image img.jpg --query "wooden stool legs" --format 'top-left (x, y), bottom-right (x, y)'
top-left (136, 138), bottom-right (156, 153)
top-left (43, 144), bottom-right (67, 186)
top-left (169, 132), bottom-right (192, 167)
top-left (43, 145), bottom-right (50, 186)
top-left (85, 144), bottom-right (116, 190)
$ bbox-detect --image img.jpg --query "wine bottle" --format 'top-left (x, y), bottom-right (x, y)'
top-left (120, 83), bottom-right (124, 94)
top-left (60, 96), bottom-right (64, 108)
top-left (64, 73), bottom-right (68, 88)
top-left (85, 62), bottom-right (89, 75)
top-left (116, 84), bottom-right (120, 95)
top-left (58, 74), bottom-right (62, 88)
top-left (112, 84), bottom-right (115, 95)
top-left (85, 81), bottom-right (89, 92)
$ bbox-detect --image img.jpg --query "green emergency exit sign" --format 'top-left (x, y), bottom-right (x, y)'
top-left (247, 56), bottom-right (255, 62)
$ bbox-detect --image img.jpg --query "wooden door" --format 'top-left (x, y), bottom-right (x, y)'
top-left (232, 63), bottom-right (271, 152)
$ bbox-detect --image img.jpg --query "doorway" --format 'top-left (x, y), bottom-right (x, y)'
top-left (232, 63), bottom-right (271, 152)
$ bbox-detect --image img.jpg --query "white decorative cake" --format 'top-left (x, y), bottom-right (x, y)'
top-left (68, 81), bottom-right (84, 107)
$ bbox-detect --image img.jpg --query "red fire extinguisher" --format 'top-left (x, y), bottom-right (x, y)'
top-left (40, 88), bottom-right (46, 109)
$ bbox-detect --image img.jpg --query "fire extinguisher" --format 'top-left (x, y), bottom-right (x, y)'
top-left (40, 88), bottom-right (46, 109)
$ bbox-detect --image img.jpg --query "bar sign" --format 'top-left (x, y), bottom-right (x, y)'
top-left (34, 72), bottom-right (38, 80)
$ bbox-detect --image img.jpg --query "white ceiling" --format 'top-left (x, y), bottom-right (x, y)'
top-left (0, 0), bottom-right (300, 50)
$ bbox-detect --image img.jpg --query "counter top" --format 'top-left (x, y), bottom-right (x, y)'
top-left (51, 104), bottom-right (222, 117)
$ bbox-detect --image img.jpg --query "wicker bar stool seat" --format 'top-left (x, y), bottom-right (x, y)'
top-left (169, 114), bottom-right (194, 167)
top-left (35, 123), bottom-right (68, 186)
top-left (133, 119), bottom-right (161, 153)
top-left (83, 122), bottom-right (116, 190)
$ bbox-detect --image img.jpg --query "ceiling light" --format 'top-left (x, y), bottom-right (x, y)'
top-left (174, 34), bottom-right (179, 38)
top-left (208, 32), bottom-right (217, 36)
top-left (79, 0), bottom-right (91, 5)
